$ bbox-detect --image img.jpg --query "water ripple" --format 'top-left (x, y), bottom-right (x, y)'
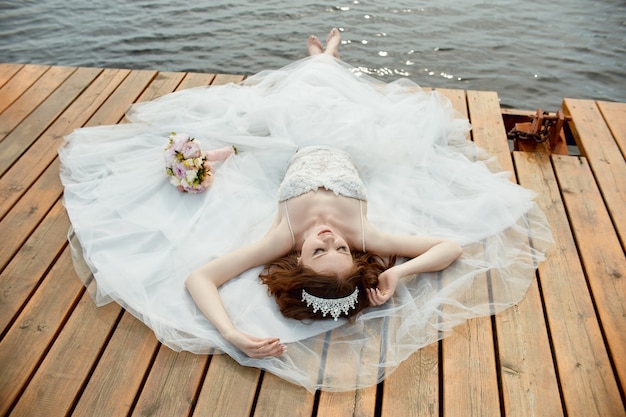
top-left (0, 0), bottom-right (624, 109)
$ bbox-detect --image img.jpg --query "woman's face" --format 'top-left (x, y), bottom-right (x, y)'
top-left (300, 226), bottom-right (354, 278)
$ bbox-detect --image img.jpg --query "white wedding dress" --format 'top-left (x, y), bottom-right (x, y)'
top-left (59, 55), bottom-right (552, 392)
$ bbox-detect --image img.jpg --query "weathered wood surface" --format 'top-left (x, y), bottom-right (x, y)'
top-left (563, 98), bottom-right (626, 251)
top-left (0, 64), bottom-right (624, 417)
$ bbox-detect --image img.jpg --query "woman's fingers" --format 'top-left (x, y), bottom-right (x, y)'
top-left (230, 332), bottom-right (287, 358)
top-left (367, 288), bottom-right (378, 305)
top-left (367, 288), bottom-right (390, 306)
top-left (248, 338), bottom-right (286, 358)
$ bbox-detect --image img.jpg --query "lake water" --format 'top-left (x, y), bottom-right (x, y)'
top-left (1, 0), bottom-right (624, 110)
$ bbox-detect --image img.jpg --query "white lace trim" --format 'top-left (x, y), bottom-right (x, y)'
top-left (278, 146), bottom-right (367, 202)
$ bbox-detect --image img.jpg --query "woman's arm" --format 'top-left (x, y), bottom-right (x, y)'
top-left (365, 229), bottom-right (463, 306)
top-left (185, 224), bottom-right (292, 358)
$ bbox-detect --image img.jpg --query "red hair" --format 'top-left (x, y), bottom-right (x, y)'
top-left (259, 251), bottom-right (396, 321)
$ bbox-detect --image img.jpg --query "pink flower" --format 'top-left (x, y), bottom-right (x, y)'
top-left (171, 132), bottom-right (190, 149)
top-left (172, 162), bottom-right (187, 178)
top-left (164, 132), bottom-right (236, 193)
top-left (164, 147), bottom-right (178, 164)
top-left (181, 140), bottom-right (202, 159)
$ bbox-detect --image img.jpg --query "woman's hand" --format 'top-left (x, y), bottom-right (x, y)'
top-left (223, 329), bottom-right (286, 359)
top-left (366, 235), bottom-right (463, 308)
top-left (367, 267), bottom-right (402, 306)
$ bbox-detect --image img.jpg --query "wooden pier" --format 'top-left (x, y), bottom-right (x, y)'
top-left (0, 63), bottom-right (624, 417)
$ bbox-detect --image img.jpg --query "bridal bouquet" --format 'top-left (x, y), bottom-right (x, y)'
top-left (164, 132), bottom-right (235, 193)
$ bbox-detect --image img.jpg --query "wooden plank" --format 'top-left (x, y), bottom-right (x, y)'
top-left (0, 66), bottom-right (102, 177)
top-left (0, 247), bottom-right (84, 416)
top-left (552, 154), bottom-right (626, 390)
top-left (467, 90), bottom-right (514, 172)
top-left (435, 87), bottom-right (469, 138)
top-left (0, 158), bottom-right (63, 271)
top-left (442, 315), bottom-right (500, 417)
top-left (471, 92), bottom-right (564, 416)
top-left (255, 334), bottom-right (326, 413)
top-left (8, 290), bottom-right (121, 417)
top-left (490, 99), bottom-right (564, 417)
top-left (487, 131), bottom-right (562, 417)
top-left (253, 373), bottom-right (315, 417)
top-left (0, 68), bottom-right (129, 220)
top-left (121, 71), bottom-right (186, 123)
top-left (177, 72), bottom-right (216, 90)
top-left (436, 87), bottom-right (469, 142)
top-left (495, 296), bottom-right (563, 417)
top-left (317, 387), bottom-right (376, 417)
top-left (440, 88), bottom-right (501, 417)
top-left (71, 312), bottom-right (160, 416)
top-left (316, 329), bottom-right (378, 416)
top-left (514, 151), bottom-right (625, 417)
top-left (597, 100), bottom-right (626, 160)
top-left (193, 353), bottom-right (260, 416)
top-left (0, 65), bottom-right (76, 142)
top-left (212, 73), bottom-right (245, 85)
top-left (381, 343), bottom-right (439, 417)
top-left (85, 69), bottom-right (156, 126)
top-left (211, 73), bottom-right (245, 87)
top-left (132, 347), bottom-right (209, 417)
top-left (135, 71), bottom-right (185, 102)
top-left (0, 199), bottom-right (69, 334)
top-left (0, 64), bottom-right (47, 114)
top-left (0, 63), bottom-right (24, 88)
top-left (474, 93), bottom-right (563, 416)
top-left (562, 98), bottom-right (626, 250)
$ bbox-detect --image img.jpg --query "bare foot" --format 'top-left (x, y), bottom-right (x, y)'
top-left (307, 35), bottom-right (323, 56)
top-left (324, 28), bottom-right (341, 58)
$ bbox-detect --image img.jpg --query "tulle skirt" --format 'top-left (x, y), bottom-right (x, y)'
top-left (59, 55), bottom-right (552, 392)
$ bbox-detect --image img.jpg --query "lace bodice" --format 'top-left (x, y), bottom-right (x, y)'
top-left (277, 146), bottom-right (367, 202)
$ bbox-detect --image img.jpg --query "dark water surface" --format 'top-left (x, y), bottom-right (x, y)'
top-left (1, 0), bottom-right (624, 110)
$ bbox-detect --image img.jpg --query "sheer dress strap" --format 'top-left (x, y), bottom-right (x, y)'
top-left (360, 199), bottom-right (366, 252)
top-left (284, 200), bottom-right (296, 250)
